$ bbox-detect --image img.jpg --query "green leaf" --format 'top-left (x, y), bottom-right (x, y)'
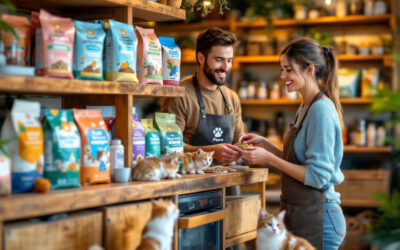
top-left (0, 20), bottom-right (19, 40)
top-left (1, 0), bottom-right (16, 13)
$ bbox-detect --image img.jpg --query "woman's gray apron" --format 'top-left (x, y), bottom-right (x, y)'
top-left (280, 91), bottom-right (326, 250)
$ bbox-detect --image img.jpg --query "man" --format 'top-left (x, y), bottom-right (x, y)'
top-left (161, 27), bottom-right (244, 163)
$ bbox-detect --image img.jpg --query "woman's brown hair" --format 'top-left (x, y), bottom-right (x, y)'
top-left (281, 37), bottom-right (343, 126)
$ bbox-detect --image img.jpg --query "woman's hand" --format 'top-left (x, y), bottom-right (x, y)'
top-left (238, 133), bottom-right (267, 148)
top-left (240, 147), bottom-right (273, 165)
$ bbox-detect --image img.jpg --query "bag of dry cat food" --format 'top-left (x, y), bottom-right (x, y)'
top-left (154, 112), bottom-right (183, 155)
top-left (0, 14), bottom-right (30, 66)
top-left (105, 19), bottom-right (138, 82)
top-left (73, 109), bottom-right (110, 185)
top-left (73, 20), bottom-right (106, 80)
top-left (135, 26), bottom-right (163, 85)
top-left (140, 118), bottom-right (161, 158)
top-left (39, 9), bottom-right (75, 78)
top-left (43, 109), bottom-right (81, 189)
top-left (0, 152), bottom-right (11, 196)
top-left (1, 99), bottom-right (44, 193)
top-left (132, 113), bottom-right (145, 166)
top-left (159, 36), bottom-right (181, 86)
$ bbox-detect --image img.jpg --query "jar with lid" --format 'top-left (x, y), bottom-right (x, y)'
top-left (376, 122), bottom-right (386, 147)
top-left (247, 82), bottom-right (256, 99)
top-left (336, 0), bottom-right (348, 17)
top-left (366, 122), bottom-right (376, 147)
top-left (349, 0), bottom-right (362, 15)
top-left (356, 119), bottom-right (366, 146)
top-left (238, 81), bottom-right (248, 99)
top-left (364, 0), bottom-right (374, 15)
top-left (374, 0), bottom-right (387, 15)
top-left (257, 81), bottom-right (268, 99)
top-left (270, 82), bottom-right (280, 100)
top-left (110, 138), bottom-right (125, 182)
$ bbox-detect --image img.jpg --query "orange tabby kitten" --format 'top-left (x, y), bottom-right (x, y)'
top-left (256, 209), bottom-right (315, 250)
top-left (178, 149), bottom-right (214, 174)
top-left (132, 154), bottom-right (181, 181)
top-left (137, 199), bottom-right (179, 250)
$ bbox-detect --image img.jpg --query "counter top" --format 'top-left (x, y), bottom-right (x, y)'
top-left (0, 168), bottom-right (268, 221)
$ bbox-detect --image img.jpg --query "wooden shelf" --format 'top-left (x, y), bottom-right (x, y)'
top-left (234, 55), bottom-right (390, 64)
top-left (225, 230), bottom-right (257, 248)
top-left (0, 168), bottom-right (268, 221)
top-left (341, 199), bottom-right (380, 208)
top-left (343, 145), bottom-right (392, 154)
top-left (236, 14), bottom-right (392, 29)
top-left (240, 98), bottom-right (372, 106)
top-left (161, 19), bottom-right (230, 31)
top-left (12, 0), bottom-right (186, 22)
top-left (0, 75), bottom-right (185, 97)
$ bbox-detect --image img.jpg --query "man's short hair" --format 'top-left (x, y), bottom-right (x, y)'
top-left (196, 27), bottom-right (238, 63)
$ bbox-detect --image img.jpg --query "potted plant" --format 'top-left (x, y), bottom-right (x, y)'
top-left (182, 0), bottom-right (229, 21)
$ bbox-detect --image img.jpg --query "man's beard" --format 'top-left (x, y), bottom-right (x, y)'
top-left (203, 61), bottom-right (229, 86)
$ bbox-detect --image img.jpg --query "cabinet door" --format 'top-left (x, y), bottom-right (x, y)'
top-left (103, 200), bottom-right (152, 250)
top-left (4, 211), bottom-right (102, 250)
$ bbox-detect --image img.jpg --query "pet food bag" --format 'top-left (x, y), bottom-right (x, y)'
top-left (0, 152), bottom-right (11, 196)
top-left (1, 100), bottom-right (44, 193)
top-left (39, 9), bottom-right (75, 78)
top-left (105, 19), bottom-right (138, 82)
top-left (132, 113), bottom-right (145, 166)
top-left (140, 119), bottom-right (161, 158)
top-left (73, 20), bottom-right (106, 80)
top-left (43, 109), bottom-right (81, 189)
top-left (154, 112), bottom-right (183, 155)
top-left (73, 109), bottom-right (110, 185)
top-left (159, 36), bottom-right (181, 86)
top-left (135, 26), bottom-right (163, 85)
top-left (0, 14), bottom-right (30, 66)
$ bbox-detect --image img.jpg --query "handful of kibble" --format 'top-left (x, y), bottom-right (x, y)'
top-left (234, 143), bottom-right (253, 149)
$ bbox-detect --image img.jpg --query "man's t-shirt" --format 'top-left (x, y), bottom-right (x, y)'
top-left (160, 75), bottom-right (244, 144)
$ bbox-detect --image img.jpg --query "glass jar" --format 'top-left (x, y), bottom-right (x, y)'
top-left (247, 82), bottom-right (256, 99)
top-left (257, 82), bottom-right (267, 99)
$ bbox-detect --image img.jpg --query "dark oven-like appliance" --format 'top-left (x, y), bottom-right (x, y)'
top-left (178, 189), bottom-right (223, 250)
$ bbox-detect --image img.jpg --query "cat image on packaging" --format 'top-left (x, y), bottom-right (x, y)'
top-left (256, 209), bottom-right (315, 250)
top-left (43, 109), bottom-right (81, 189)
top-left (73, 20), bottom-right (106, 80)
top-left (132, 113), bottom-right (145, 166)
top-left (105, 19), bottom-right (138, 82)
top-left (132, 154), bottom-right (180, 181)
top-left (1, 100), bottom-right (44, 193)
top-left (140, 119), bottom-right (161, 158)
top-left (159, 36), bottom-right (181, 86)
top-left (154, 113), bottom-right (183, 156)
top-left (0, 14), bottom-right (30, 66)
top-left (135, 26), bottom-right (163, 85)
top-left (39, 9), bottom-right (75, 78)
top-left (73, 109), bottom-right (110, 185)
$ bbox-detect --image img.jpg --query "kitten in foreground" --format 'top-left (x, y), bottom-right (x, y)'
top-left (178, 149), bottom-right (214, 174)
top-left (136, 199), bottom-right (179, 250)
top-left (256, 208), bottom-right (315, 250)
top-left (132, 154), bottom-right (181, 181)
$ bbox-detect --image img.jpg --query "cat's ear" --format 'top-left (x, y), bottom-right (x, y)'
top-left (259, 208), bottom-right (268, 221)
top-left (196, 148), bottom-right (203, 156)
top-left (210, 151), bottom-right (215, 157)
top-left (278, 210), bottom-right (286, 221)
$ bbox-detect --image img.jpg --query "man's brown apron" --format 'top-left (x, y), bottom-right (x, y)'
top-left (280, 91), bottom-right (326, 250)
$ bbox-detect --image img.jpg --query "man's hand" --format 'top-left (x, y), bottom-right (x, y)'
top-left (212, 143), bottom-right (242, 163)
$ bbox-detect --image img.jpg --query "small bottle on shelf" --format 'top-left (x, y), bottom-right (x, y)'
top-left (376, 122), bottom-right (386, 147)
top-left (257, 81), bottom-right (268, 99)
top-left (356, 119), bottom-right (366, 146)
top-left (110, 138), bottom-right (125, 182)
top-left (238, 81), bottom-right (248, 99)
top-left (366, 122), bottom-right (376, 147)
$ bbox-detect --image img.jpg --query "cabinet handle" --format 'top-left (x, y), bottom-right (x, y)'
top-left (178, 210), bottom-right (225, 229)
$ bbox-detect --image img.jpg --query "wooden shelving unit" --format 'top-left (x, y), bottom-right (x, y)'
top-left (343, 145), bottom-right (392, 154)
top-left (240, 98), bottom-right (372, 106)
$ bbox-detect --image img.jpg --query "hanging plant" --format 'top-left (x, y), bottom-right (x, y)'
top-left (183, 0), bottom-right (230, 19)
top-left (0, 0), bottom-right (19, 39)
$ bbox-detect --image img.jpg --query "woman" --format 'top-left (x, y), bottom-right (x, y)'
top-left (239, 38), bottom-right (346, 250)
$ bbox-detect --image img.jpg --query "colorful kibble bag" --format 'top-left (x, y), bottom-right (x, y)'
top-left (159, 36), bottom-right (181, 86)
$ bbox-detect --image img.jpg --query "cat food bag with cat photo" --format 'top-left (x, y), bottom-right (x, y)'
top-left (43, 109), bottom-right (81, 189)
top-left (1, 100), bottom-right (44, 193)
top-left (0, 14), bottom-right (30, 66)
top-left (0, 153), bottom-right (11, 196)
top-left (132, 113), bottom-right (145, 166)
top-left (154, 112), bottom-right (183, 156)
top-left (39, 9), bottom-right (75, 78)
top-left (135, 26), bottom-right (163, 85)
top-left (159, 36), bottom-right (181, 86)
top-left (73, 109), bottom-right (110, 185)
top-left (105, 19), bottom-right (138, 82)
top-left (73, 20), bottom-right (106, 80)
top-left (140, 118), bottom-right (161, 158)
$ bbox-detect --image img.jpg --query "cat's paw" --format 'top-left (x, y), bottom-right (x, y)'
top-left (181, 170), bottom-right (187, 174)
top-left (197, 170), bottom-right (204, 174)
top-left (189, 170), bottom-right (196, 174)
top-left (175, 173), bottom-right (182, 178)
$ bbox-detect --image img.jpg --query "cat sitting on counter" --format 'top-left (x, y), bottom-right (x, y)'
top-left (256, 209), bottom-right (315, 250)
top-left (132, 154), bottom-right (181, 181)
top-left (178, 149), bottom-right (214, 175)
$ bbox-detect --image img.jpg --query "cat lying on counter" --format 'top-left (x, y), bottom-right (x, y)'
top-left (256, 209), bottom-right (315, 250)
top-left (178, 149), bottom-right (214, 175)
top-left (132, 154), bottom-right (181, 181)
